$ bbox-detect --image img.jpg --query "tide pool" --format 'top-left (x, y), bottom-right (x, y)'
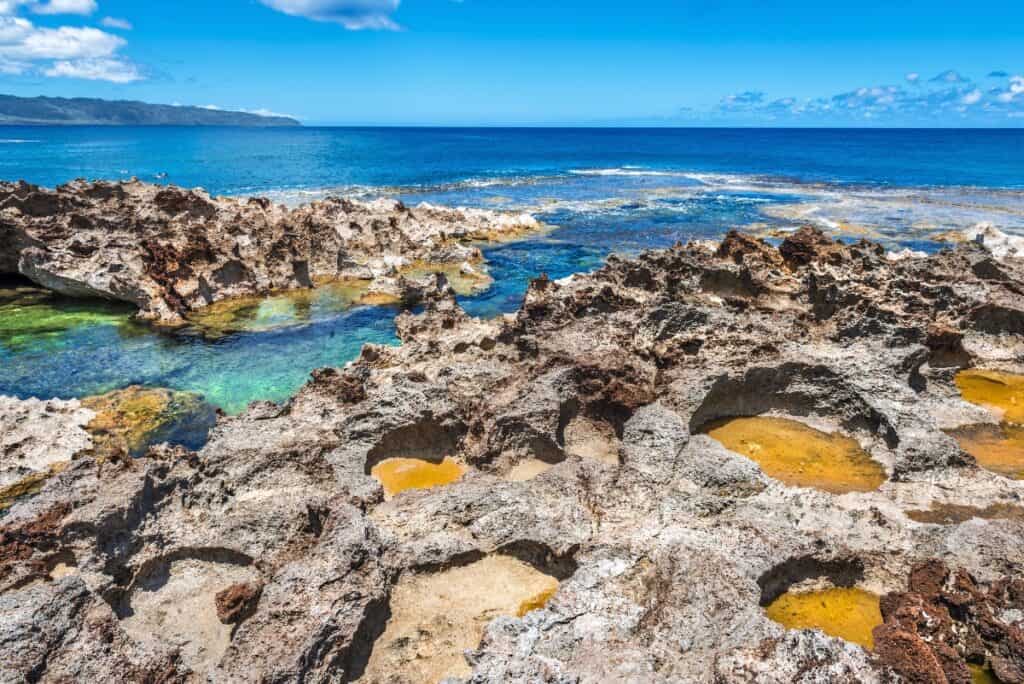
top-left (1, 127), bottom-right (1022, 414)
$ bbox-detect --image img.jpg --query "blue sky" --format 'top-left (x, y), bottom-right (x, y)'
top-left (0, 0), bottom-right (1022, 126)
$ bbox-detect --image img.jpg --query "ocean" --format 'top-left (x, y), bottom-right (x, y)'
top-left (2, 127), bottom-right (1023, 414)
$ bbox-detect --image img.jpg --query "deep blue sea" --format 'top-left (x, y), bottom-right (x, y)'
top-left (2, 127), bottom-right (1023, 416)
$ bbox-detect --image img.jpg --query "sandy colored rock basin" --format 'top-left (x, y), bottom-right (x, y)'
top-left (358, 555), bottom-right (559, 683)
top-left (119, 558), bottom-right (258, 675)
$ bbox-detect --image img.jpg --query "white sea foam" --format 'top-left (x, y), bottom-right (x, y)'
top-left (0, 139), bottom-right (40, 144)
top-left (569, 168), bottom-right (690, 177)
top-left (886, 248), bottom-right (929, 261)
top-left (252, 167), bottom-right (1024, 249)
top-left (962, 223), bottom-right (1024, 259)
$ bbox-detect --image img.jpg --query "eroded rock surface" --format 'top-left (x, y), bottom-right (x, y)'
top-left (0, 388), bottom-right (215, 513)
top-left (874, 560), bottom-right (1024, 683)
top-left (0, 396), bottom-right (93, 511)
top-left (3, 227), bottom-right (1024, 682)
top-left (0, 396), bottom-right (93, 490)
top-left (0, 180), bottom-right (541, 325)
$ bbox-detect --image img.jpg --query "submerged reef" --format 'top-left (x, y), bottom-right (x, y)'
top-left (0, 179), bottom-right (541, 327)
top-left (2, 225), bottom-right (1024, 682)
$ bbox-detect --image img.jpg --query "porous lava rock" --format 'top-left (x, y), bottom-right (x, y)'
top-left (873, 561), bottom-right (1024, 683)
top-left (0, 180), bottom-right (541, 325)
top-left (2, 225), bottom-right (1024, 682)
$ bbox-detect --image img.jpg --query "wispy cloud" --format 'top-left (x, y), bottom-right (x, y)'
top-left (719, 91), bottom-right (764, 111)
top-left (44, 56), bottom-right (139, 82)
top-left (191, 103), bottom-right (296, 119)
top-left (259, 0), bottom-right (401, 30)
top-left (715, 70), bottom-right (1024, 125)
top-left (0, 0), bottom-right (96, 15)
top-left (100, 16), bottom-right (131, 30)
top-left (30, 0), bottom-right (96, 15)
top-left (930, 69), bottom-right (968, 84)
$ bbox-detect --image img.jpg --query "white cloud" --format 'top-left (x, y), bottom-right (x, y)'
top-left (30, 0), bottom-right (96, 15)
top-left (0, 0), bottom-right (96, 15)
top-left (931, 69), bottom-right (968, 84)
top-left (905, 72), bottom-right (920, 83)
top-left (45, 57), bottom-right (140, 82)
top-left (961, 88), bottom-right (982, 105)
top-left (0, 22), bottom-right (123, 59)
top-left (101, 16), bottom-right (132, 30)
top-left (196, 104), bottom-right (295, 119)
top-left (0, 16), bottom-right (29, 39)
top-left (994, 75), bottom-right (1023, 103)
top-left (714, 69), bottom-right (1024, 125)
top-left (259, 0), bottom-right (401, 30)
top-left (0, 56), bottom-right (26, 72)
top-left (241, 107), bottom-right (294, 119)
top-left (0, 14), bottom-right (141, 82)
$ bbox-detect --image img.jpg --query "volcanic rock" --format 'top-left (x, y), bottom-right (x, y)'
top-left (0, 180), bottom-right (541, 326)
top-left (3, 227), bottom-right (1024, 682)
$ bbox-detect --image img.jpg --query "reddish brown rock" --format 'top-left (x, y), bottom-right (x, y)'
top-left (875, 562), bottom-right (1024, 684)
top-left (215, 582), bottom-right (263, 625)
top-left (779, 226), bottom-right (847, 267)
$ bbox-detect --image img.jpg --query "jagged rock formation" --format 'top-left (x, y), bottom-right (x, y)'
top-left (2, 228), bottom-right (1024, 682)
top-left (0, 180), bottom-right (541, 326)
top-left (875, 560), bottom-right (1024, 682)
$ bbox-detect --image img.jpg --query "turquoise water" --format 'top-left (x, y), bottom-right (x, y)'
top-left (1, 127), bottom-right (1023, 414)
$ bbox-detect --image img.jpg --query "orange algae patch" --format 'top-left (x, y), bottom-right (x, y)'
top-left (765, 587), bottom-right (882, 650)
top-left (949, 423), bottom-right (1024, 480)
top-left (953, 370), bottom-right (1024, 479)
top-left (517, 585), bottom-right (559, 617)
top-left (371, 456), bottom-right (465, 497)
top-left (703, 416), bottom-right (886, 494)
top-left (955, 370), bottom-right (1024, 424)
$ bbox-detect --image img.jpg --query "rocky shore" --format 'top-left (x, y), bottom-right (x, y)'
top-left (0, 180), bottom-right (541, 326)
top-left (2, 225), bottom-right (1024, 682)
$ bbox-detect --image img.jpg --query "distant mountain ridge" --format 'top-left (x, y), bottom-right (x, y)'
top-left (0, 95), bottom-right (300, 127)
